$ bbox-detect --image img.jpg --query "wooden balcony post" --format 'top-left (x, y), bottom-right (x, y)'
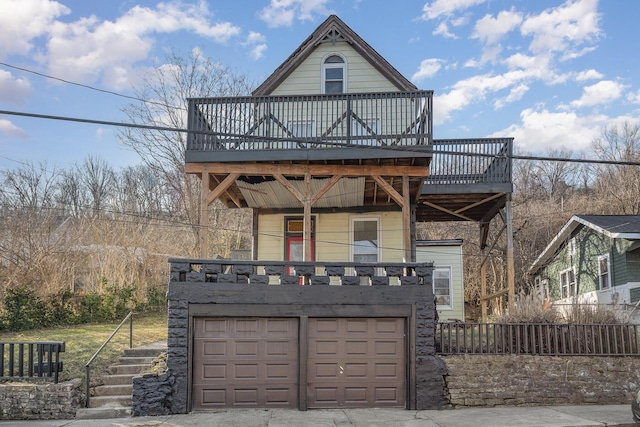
top-left (303, 173), bottom-right (312, 262)
top-left (506, 195), bottom-right (515, 309)
top-left (402, 176), bottom-right (411, 262)
top-left (199, 172), bottom-right (210, 259)
top-left (480, 247), bottom-right (487, 322)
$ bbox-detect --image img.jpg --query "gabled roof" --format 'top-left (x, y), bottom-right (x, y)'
top-left (529, 215), bottom-right (640, 274)
top-left (252, 15), bottom-right (418, 96)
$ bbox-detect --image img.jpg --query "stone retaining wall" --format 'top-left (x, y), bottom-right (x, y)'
top-left (443, 355), bottom-right (640, 407)
top-left (0, 379), bottom-right (82, 420)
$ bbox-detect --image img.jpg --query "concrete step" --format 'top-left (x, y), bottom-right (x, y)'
top-left (123, 343), bottom-right (166, 358)
top-left (94, 384), bottom-right (133, 396)
top-left (88, 395), bottom-right (132, 408)
top-left (118, 356), bottom-right (156, 365)
top-left (108, 363), bottom-right (149, 375)
top-left (101, 373), bottom-right (135, 385)
top-left (76, 406), bottom-right (131, 420)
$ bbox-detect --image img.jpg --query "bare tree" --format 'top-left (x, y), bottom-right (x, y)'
top-left (79, 156), bottom-right (116, 218)
top-left (119, 49), bottom-right (254, 254)
top-left (591, 121), bottom-right (640, 214)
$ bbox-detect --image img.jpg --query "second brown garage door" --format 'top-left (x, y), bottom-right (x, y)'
top-left (192, 317), bottom-right (299, 409)
top-left (307, 318), bottom-right (406, 408)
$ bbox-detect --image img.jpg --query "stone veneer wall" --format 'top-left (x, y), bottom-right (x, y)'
top-left (443, 355), bottom-right (640, 407)
top-left (0, 379), bottom-right (82, 420)
top-left (132, 259), bottom-right (446, 414)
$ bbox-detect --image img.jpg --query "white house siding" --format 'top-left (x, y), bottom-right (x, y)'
top-left (270, 43), bottom-right (398, 95)
top-left (256, 211), bottom-right (404, 264)
top-left (415, 242), bottom-right (464, 321)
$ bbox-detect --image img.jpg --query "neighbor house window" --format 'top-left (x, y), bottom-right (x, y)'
top-left (433, 267), bottom-right (452, 308)
top-left (287, 119), bottom-right (315, 147)
top-left (598, 254), bottom-right (610, 290)
top-left (534, 276), bottom-right (549, 299)
top-left (322, 54), bottom-right (345, 94)
top-left (568, 237), bottom-right (576, 256)
top-left (560, 267), bottom-right (576, 298)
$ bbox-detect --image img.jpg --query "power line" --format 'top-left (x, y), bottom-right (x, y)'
top-left (2, 107), bottom-right (640, 167)
top-left (0, 61), bottom-right (185, 111)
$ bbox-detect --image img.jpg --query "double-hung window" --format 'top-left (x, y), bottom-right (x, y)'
top-left (598, 254), bottom-right (610, 290)
top-left (433, 267), bottom-right (452, 308)
top-left (322, 54), bottom-right (345, 94)
top-left (560, 268), bottom-right (576, 298)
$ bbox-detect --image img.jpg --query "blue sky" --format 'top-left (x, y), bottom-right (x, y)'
top-left (1, 0), bottom-right (639, 170)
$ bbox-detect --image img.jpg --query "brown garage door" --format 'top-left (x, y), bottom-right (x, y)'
top-left (307, 318), bottom-right (406, 408)
top-left (192, 317), bottom-right (298, 409)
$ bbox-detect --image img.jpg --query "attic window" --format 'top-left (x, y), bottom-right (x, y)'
top-left (322, 54), bottom-right (345, 94)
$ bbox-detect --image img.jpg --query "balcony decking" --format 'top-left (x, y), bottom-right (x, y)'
top-left (185, 92), bottom-right (512, 223)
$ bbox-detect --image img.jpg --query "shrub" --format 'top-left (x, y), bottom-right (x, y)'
top-left (2, 288), bottom-right (49, 331)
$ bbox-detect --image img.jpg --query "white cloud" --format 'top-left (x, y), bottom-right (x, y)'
top-left (421, 0), bottom-right (486, 20)
top-left (259, 0), bottom-right (330, 28)
top-left (520, 0), bottom-right (601, 58)
top-left (472, 9), bottom-right (523, 45)
top-left (412, 59), bottom-right (444, 82)
top-left (0, 119), bottom-right (27, 138)
top-left (243, 31), bottom-right (267, 60)
top-left (433, 22), bottom-right (457, 39)
top-left (0, 0), bottom-right (69, 58)
top-left (627, 90), bottom-right (640, 105)
top-left (45, 1), bottom-right (241, 88)
top-left (575, 69), bottom-right (603, 81)
top-left (494, 84), bottom-right (529, 109)
top-left (0, 70), bottom-right (32, 104)
top-left (570, 80), bottom-right (626, 108)
top-left (491, 107), bottom-right (608, 153)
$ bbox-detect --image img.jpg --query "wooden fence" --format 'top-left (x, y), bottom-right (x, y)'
top-left (436, 322), bottom-right (639, 356)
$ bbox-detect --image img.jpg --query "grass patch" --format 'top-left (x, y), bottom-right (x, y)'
top-left (0, 311), bottom-right (167, 384)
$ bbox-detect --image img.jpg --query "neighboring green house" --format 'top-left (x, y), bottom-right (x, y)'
top-left (529, 215), bottom-right (640, 307)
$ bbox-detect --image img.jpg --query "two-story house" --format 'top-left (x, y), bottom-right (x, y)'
top-left (168, 15), bottom-right (514, 411)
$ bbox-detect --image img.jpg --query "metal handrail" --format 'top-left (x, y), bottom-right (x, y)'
top-left (84, 312), bottom-right (133, 408)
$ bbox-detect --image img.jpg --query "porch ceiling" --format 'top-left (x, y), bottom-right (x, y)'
top-left (416, 192), bottom-right (507, 223)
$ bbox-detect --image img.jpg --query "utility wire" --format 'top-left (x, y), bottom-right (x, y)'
top-left (2, 108), bottom-right (640, 167)
top-left (0, 61), bottom-right (185, 111)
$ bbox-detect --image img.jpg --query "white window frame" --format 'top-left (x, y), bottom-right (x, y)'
top-left (433, 266), bottom-right (452, 309)
top-left (560, 267), bottom-right (576, 298)
top-left (534, 276), bottom-right (550, 299)
top-left (349, 216), bottom-right (381, 263)
top-left (321, 53), bottom-right (346, 94)
top-left (568, 237), bottom-right (576, 256)
top-left (598, 254), bottom-right (611, 290)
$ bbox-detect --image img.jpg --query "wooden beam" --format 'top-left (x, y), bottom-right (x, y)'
top-left (455, 192), bottom-right (505, 214)
top-left (303, 173), bottom-right (312, 263)
top-left (273, 173), bottom-right (305, 202)
top-left (371, 175), bottom-right (405, 207)
top-left (421, 200), bottom-right (474, 222)
top-left (480, 287), bottom-right (509, 301)
top-left (480, 247), bottom-right (487, 322)
top-left (207, 173), bottom-right (241, 205)
top-left (402, 175), bottom-right (411, 262)
top-left (199, 172), bottom-right (210, 259)
top-left (310, 175), bottom-right (342, 205)
top-left (186, 162), bottom-right (429, 177)
top-left (506, 196), bottom-right (515, 309)
top-left (210, 174), bottom-right (242, 208)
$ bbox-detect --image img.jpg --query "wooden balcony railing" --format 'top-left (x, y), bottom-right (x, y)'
top-left (436, 322), bottom-right (639, 356)
top-left (424, 138), bottom-right (513, 188)
top-left (186, 91), bottom-right (433, 152)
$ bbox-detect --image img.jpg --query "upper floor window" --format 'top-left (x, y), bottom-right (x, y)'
top-left (322, 54), bottom-right (345, 94)
top-left (598, 254), bottom-right (610, 290)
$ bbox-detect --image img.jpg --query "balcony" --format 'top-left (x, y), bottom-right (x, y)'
top-left (186, 91), bottom-right (433, 163)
